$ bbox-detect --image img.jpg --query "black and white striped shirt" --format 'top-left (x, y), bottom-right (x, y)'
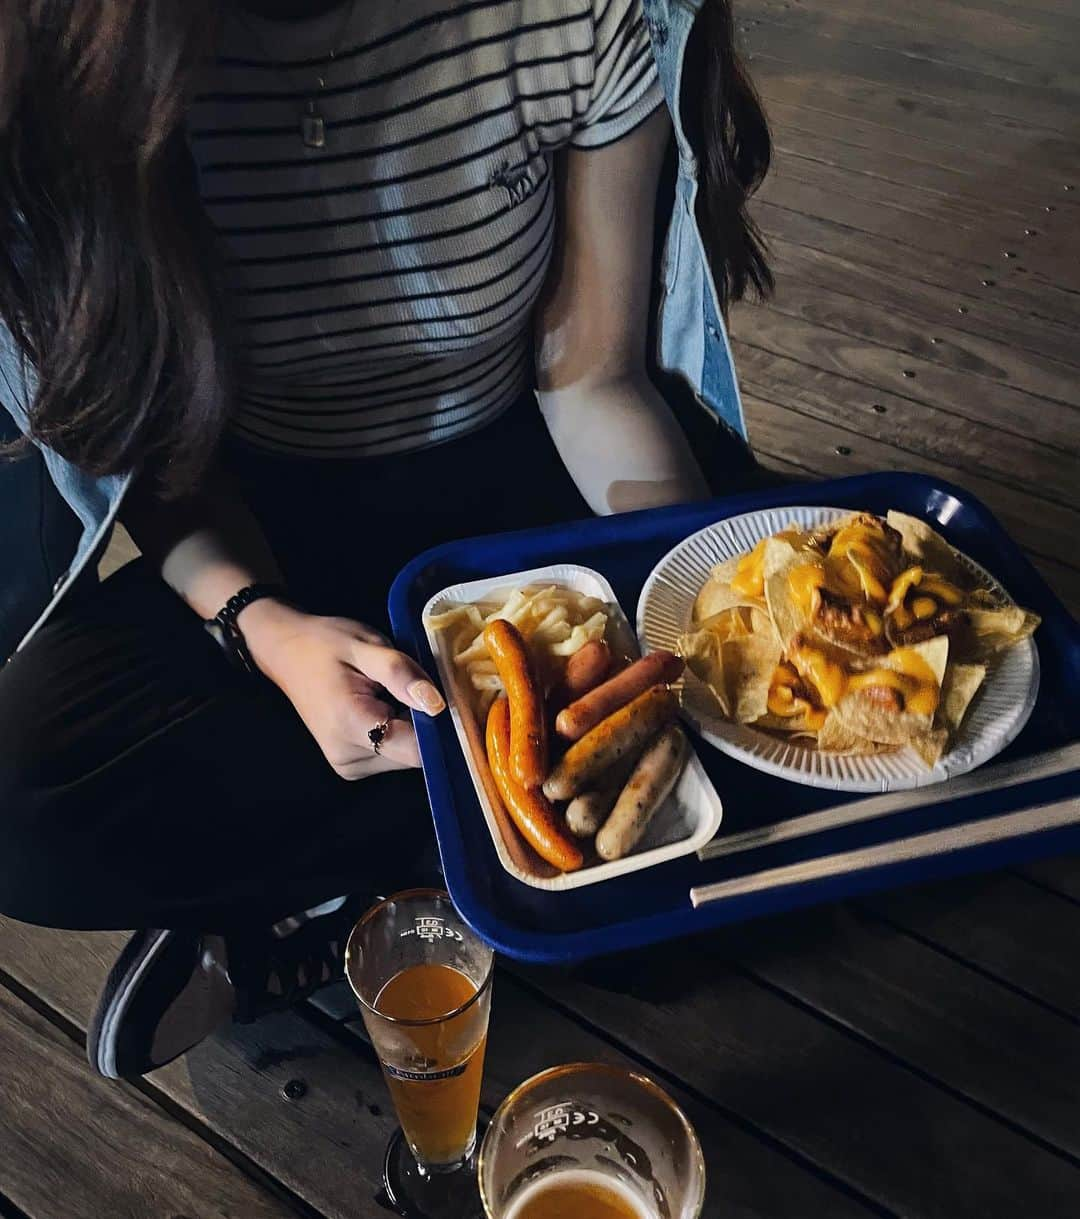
top-left (187, 0), bottom-right (662, 458)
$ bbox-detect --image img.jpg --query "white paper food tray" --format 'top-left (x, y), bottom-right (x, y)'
top-left (422, 563), bottom-right (724, 891)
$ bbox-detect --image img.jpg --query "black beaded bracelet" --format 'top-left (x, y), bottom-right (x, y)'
top-left (204, 583), bottom-right (288, 675)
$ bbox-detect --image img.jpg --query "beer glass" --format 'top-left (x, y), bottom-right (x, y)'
top-left (479, 1063), bottom-right (705, 1219)
top-left (346, 889), bottom-right (493, 1219)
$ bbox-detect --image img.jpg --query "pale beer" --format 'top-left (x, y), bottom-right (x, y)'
top-left (375, 962), bottom-right (487, 1166)
top-left (504, 1170), bottom-right (654, 1219)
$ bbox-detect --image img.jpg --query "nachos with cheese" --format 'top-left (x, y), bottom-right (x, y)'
top-left (678, 511), bottom-right (1039, 767)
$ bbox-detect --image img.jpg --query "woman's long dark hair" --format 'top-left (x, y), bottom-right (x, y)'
top-left (0, 0), bottom-right (227, 497)
top-left (0, 0), bottom-right (768, 496)
top-left (682, 0), bottom-right (773, 311)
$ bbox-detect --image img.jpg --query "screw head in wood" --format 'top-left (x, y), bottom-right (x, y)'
top-left (835, 445), bottom-right (852, 456)
top-left (871, 403), bottom-right (887, 413)
top-left (282, 1079), bottom-right (307, 1101)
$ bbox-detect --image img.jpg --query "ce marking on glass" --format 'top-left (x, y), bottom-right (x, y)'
top-left (399, 916), bottom-right (464, 943)
top-left (518, 1101), bottom-right (601, 1147)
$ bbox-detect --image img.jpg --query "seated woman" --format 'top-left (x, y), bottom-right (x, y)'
top-left (0, 0), bottom-right (771, 1078)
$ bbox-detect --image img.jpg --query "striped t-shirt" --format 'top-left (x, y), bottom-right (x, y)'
top-left (187, 0), bottom-right (663, 458)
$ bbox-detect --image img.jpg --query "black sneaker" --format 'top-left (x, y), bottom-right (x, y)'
top-left (87, 900), bottom-right (362, 1081)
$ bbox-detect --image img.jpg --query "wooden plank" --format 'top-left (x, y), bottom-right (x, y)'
top-left (748, 46), bottom-right (1080, 174)
top-left (513, 946), bottom-right (1080, 1219)
top-left (755, 232), bottom-right (1080, 375)
top-left (0, 984), bottom-right (302, 1219)
top-left (750, 200), bottom-right (1078, 341)
top-left (764, 149), bottom-right (1080, 278)
top-left (734, 341), bottom-right (1080, 509)
top-left (0, 920), bottom-right (407, 1219)
top-left (713, 904), bottom-right (1080, 1158)
top-left (765, 112), bottom-right (1056, 222)
top-left (741, 0), bottom-right (1080, 93)
top-left (732, 309), bottom-right (1079, 460)
top-left (756, 165), bottom-right (1080, 319)
top-left (738, 387), bottom-right (1080, 576)
top-left (743, 270), bottom-right (1080, 414)
top-left (745, 17), bottom-right (1080, 134)
top-left (1021, 855), bottom-right (1080, 902)
top-left (862, 873), bottom-right (1080, 1020)
top-left (735, 347), bottom-right (1080, 521)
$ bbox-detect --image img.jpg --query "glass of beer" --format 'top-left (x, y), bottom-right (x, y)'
top-left (479, 1063), bottom-right (705, 1219)
top-left (346, 889), bottom-right (493, 1219)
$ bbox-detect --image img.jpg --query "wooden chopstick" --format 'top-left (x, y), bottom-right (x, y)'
top-left (689, 793), bottom-right (1080, 908)
top-left (697, 742), bottom-right (1080, 862)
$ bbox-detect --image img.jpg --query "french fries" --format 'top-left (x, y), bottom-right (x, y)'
top-left (426, 584), bottom-right (610, 717)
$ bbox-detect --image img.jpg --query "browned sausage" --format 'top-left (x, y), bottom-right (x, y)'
top-left (555, 650), bottom-right (684, 742)
top-left (543, 684), bottom-right (678, 802)
top-left (486, 698), bottom-right (583, 872)
top-left (483, 618), bottom-right (547, 790)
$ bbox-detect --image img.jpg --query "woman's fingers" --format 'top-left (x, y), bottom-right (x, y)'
top-left (347, 682), bottom-right (421, 768)
top-left (348, 638), bottom-right (446, 717)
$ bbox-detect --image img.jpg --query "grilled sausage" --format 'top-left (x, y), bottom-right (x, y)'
top-left (595, 724), bottom-right (688, 861)
top-left (563, 752), bottom-right (639, 839)
top-left (486, 698), bottom-right (583, 872)
top-left (483, 618), bottom-right (547, 789)
top-left (543, 684), bottom-right (677, 802)
top-left (555, 650), bottom-right (684, 742)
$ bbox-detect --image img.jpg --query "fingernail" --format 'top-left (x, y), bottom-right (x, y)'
top-left (408, 680), bottom-right (446, 715)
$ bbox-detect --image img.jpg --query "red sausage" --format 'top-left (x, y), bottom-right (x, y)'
top-left (555, 650), bottom-right (684, 742)
top-left (548, 640), bottom-right (613, 717)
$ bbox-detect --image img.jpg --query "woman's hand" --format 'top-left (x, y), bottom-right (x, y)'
top-left (240, 599), bottom-right (446, 779)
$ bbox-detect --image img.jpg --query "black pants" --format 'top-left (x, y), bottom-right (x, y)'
top-left (0, 400), bottom-right (593, 933)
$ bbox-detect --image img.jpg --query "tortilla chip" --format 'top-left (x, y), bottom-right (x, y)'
top-left (816, 714), bottom-right (876, 755)
top-left (679, 629), bottom-right (730, 715)
top-left (755, 711), bottom-right (824, 736)
top-left (886, 511), bottom-right (971, 587)
top-left (892, 635), bottom-right (950, 688)
top-left (694, 606), bottom-right (768, 643)
top-left (692, 557), bottom-right (768, 623)
top-left (763, 538), bottom-right (824, 650)
top-left (965, 606), bottom-right (1041, 659)
top-left (679, 627), bottom-right (781, 723)
top-left (723, 634), bottom-right (785, 722)
top-left (910, 726), bottom-right (949, 769)
top-left (938, 662), bottom-right (986, 733)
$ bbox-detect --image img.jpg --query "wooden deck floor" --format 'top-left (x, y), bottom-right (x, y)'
top-left (2, 2), bottom-right (1078, 1217)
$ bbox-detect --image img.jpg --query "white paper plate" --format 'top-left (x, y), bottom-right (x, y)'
top-left (422, 564), bottom-right (723, 890)
top-left (636, 507), bottom-right (1040, 793)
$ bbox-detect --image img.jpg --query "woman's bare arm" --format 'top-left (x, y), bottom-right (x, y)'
top-left (535, 106), bottom-right (710, 515)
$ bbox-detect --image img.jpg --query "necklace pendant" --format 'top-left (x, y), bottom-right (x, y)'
top-left (301, 101), bottom-right (326, 149)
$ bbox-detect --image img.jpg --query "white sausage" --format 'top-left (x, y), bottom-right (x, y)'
top-left (595, 725), bottom-right (688, 861)
top-left (563, 754), bottom-right (639, 838)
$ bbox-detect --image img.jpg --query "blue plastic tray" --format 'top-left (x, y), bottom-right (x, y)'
top-left (389, 473), bottom-right (1080, 963)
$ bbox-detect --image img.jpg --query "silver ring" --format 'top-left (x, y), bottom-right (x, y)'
top-left (367, 718), bottom-right (391, 754)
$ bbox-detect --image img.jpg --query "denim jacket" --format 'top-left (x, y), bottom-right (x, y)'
top-left (0, 0), bottom-right (742, 658)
